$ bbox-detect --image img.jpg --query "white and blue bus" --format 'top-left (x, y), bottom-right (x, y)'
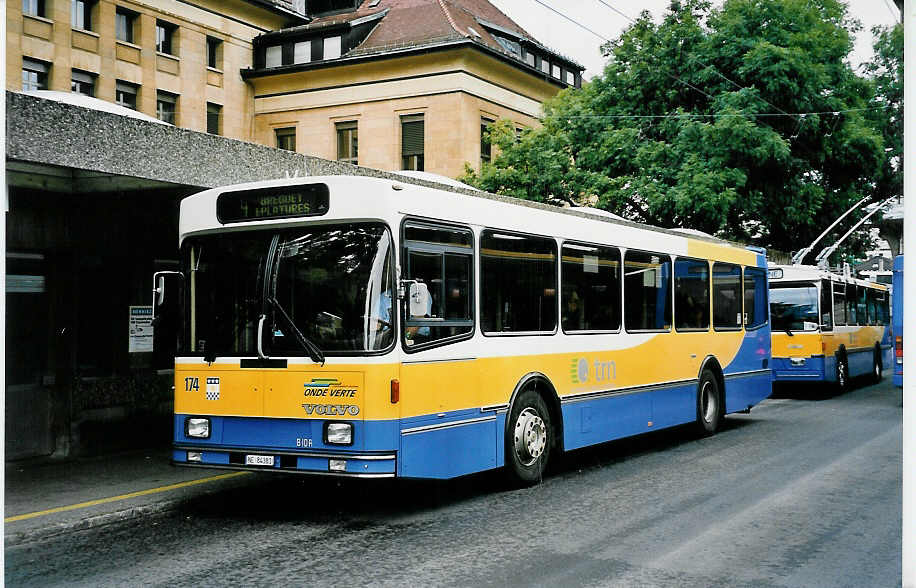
top-left (162, 175), bottom-right (773, 483)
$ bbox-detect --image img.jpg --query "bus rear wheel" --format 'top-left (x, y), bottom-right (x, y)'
top-left (872, 347), bottom-right (883, 384)
top-left (506, 389), bottom-right (552, 485)
top-left (695, 369), bottom-right (721, 436)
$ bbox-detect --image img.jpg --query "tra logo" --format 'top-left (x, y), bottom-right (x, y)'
top-left (570, 357), bottom-right (617, 385)
top-left (570, 358), bottom-right (590, 384)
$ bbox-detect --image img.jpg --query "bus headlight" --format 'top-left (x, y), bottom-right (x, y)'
top-left (325, 422), bottom-right (353, 445)
top-left (186, 417), bottom-right (210, 439)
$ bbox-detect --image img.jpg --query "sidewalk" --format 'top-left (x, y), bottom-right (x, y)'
top-left (4, 448), bottom-right (255, 547)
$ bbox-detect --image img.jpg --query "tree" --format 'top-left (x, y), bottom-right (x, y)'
top-left (462, 0), bottom-right (886, 258)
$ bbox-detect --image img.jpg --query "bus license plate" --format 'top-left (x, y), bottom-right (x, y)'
top-left (245, 454), bottom-right (274, 466)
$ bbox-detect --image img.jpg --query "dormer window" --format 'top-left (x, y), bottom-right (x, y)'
top-left (493, 35), bottom-right (520, 58)
top-left (265, 45), bottom-right (282, 67)
top-left (294, 41), bottom-right (311, 63)
top-left (324, 36), bottom-right (342, 60)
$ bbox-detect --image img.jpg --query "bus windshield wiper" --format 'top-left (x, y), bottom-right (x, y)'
top-left (267, 297), bottom-right (325, 366)
top-left (784, 327), bottom-right (794, 337)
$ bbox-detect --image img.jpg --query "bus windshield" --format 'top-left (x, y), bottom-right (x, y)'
top-left (770, 282), bottom-right (819, 332)
top-left (184, 223), bottom-right (394, 357)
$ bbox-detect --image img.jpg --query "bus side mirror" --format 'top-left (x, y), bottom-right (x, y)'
top-left (409, 282), bottom-right (430, 318)
top-left (154, 275), bottom-right (166, 307)
top-left (151, 271), bottom-right (184, 321)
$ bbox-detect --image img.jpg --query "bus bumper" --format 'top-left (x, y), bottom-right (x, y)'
top-left (173, 414), bottom-right (397, 477)
top-left (771, 356), bottom-right (827, 382)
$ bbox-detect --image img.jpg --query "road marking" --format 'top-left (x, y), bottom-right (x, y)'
top-left (4, 471), bottom-right (251, 523)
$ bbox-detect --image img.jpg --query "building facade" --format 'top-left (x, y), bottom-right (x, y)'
top-left (8, 0), bottom-right (306, 139)
top-left (8, 0), bottom-right (582, 178)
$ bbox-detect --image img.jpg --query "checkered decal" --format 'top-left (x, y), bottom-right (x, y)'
top-left (206, 377), bottom-right (220, 401)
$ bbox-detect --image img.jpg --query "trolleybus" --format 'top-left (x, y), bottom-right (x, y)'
top-left (160, 175), bottom-right (773, 482)
top-left (768, 264), bottom-right (892, 390)
top-left (893, 255), bottom-right (903, 388)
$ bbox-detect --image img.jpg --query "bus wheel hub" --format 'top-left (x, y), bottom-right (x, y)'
top-left (514, 408), bottom-right (546, 465)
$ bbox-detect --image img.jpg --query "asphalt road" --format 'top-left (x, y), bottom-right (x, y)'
top-left (6, 378), bottom-right (902, 587)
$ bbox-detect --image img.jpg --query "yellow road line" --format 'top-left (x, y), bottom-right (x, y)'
top-left (5, 471), bottom-right (251, 523)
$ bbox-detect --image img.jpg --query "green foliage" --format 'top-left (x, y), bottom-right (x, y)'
top-left (863, 23), bottom-right (902, 202)
top-left (460, 0), bottom-right (887, 258)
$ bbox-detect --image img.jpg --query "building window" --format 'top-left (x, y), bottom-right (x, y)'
top-left (275, 127), bottom-right (296, 151)
top-left (22, 58), bottom-right (49, 91)
top-left (540, 59), bottom-right (550, 74)
top-left (401, 114), bottom-right (424, 171)
top-left (565, 71), bottom-right (575, 85)
top-left (206, 37), bottom-right (222, 69)
top-left (156, 90), bottom-right (177, 124)
top-left (552, 64), bottom-right (561, 79)
top-left (115, 7), bottom-right (137, 43)
top-left (493, 35), bottom-right (521, 58)
top-left (265, 45), bottom-right (282, 68)
top-left (71, 69), bottom-right (96, 96)
top-left (336, 121), bottom-right (358, 165)
top-left (324, 36), bottom-right (341, 59)
top-left (115, 80), bottom-right (138, 110)
top-left (480, 117), bottom-right (494, 164)
top-left (72, 0), bottom-right (95, 31)
top-left (156, 20), bottom-right (177, 55)
top-left (525, 52), bottom-right (535, 67)
top-left (206, 102), bottom-right (221, 135)
top-left (294, 41), bottom-right (311, 64)
top-left (23, 0), bottom-right (45, 17)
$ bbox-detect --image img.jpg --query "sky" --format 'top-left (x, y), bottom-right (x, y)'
top-left (488, 0), bottom-right (902, 80)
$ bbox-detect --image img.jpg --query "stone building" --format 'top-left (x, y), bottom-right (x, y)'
top-left (8, 0), bottom-right (582, 177)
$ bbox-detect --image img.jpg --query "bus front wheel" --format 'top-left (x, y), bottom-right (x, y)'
top-left (695, 369), bottom-right (722, 436)
top-left (835, 355), bottom-right (849, 392)
top-left (506, 389), bottom-right (552, 485)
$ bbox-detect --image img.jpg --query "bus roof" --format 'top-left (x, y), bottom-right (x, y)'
top-left (767, 263), bottom-right (889, 290)
top-left (178, 175), bottom-right (764, 265)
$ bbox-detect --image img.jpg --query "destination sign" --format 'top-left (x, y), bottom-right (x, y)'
top-left (216, 184), bottom-right (330, 223)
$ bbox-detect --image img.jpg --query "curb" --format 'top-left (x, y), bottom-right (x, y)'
top-left (5, 497), bottom-right (184, 547)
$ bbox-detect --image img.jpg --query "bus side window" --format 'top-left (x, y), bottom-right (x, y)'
top-left (481, 230), bottom-right (557, 334)
top-left (880, 292), bottom-right (890, 325)
top-left (560, 242), bottom-right (621, 332)
top-left (743, 267), bottom-right (768, 329)
top-left (857, 285), bottom-right (867, 326)
top-left (833, 282), bottom-right (846, 326)
top-left (624, 250), bottom-right (672, 332)
top-left (712, 262), bottom-right (741, 330)
top-left (820, 279), bottom-right (833, 330)
top-left (867, 288), bottom-right (880, 325)
top-left (402, 222), bottom-right (474, 348)
top-left (846, 284), bottom-right (857, 325)
top-left (674, 257), bottom-right (710, 331)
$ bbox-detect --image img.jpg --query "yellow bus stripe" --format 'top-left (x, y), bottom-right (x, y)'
top-left (4, 471), bottom-right (250, 523)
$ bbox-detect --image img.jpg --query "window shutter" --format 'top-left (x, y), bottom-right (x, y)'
top-left (401, 117), bottom-right (424, 155)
